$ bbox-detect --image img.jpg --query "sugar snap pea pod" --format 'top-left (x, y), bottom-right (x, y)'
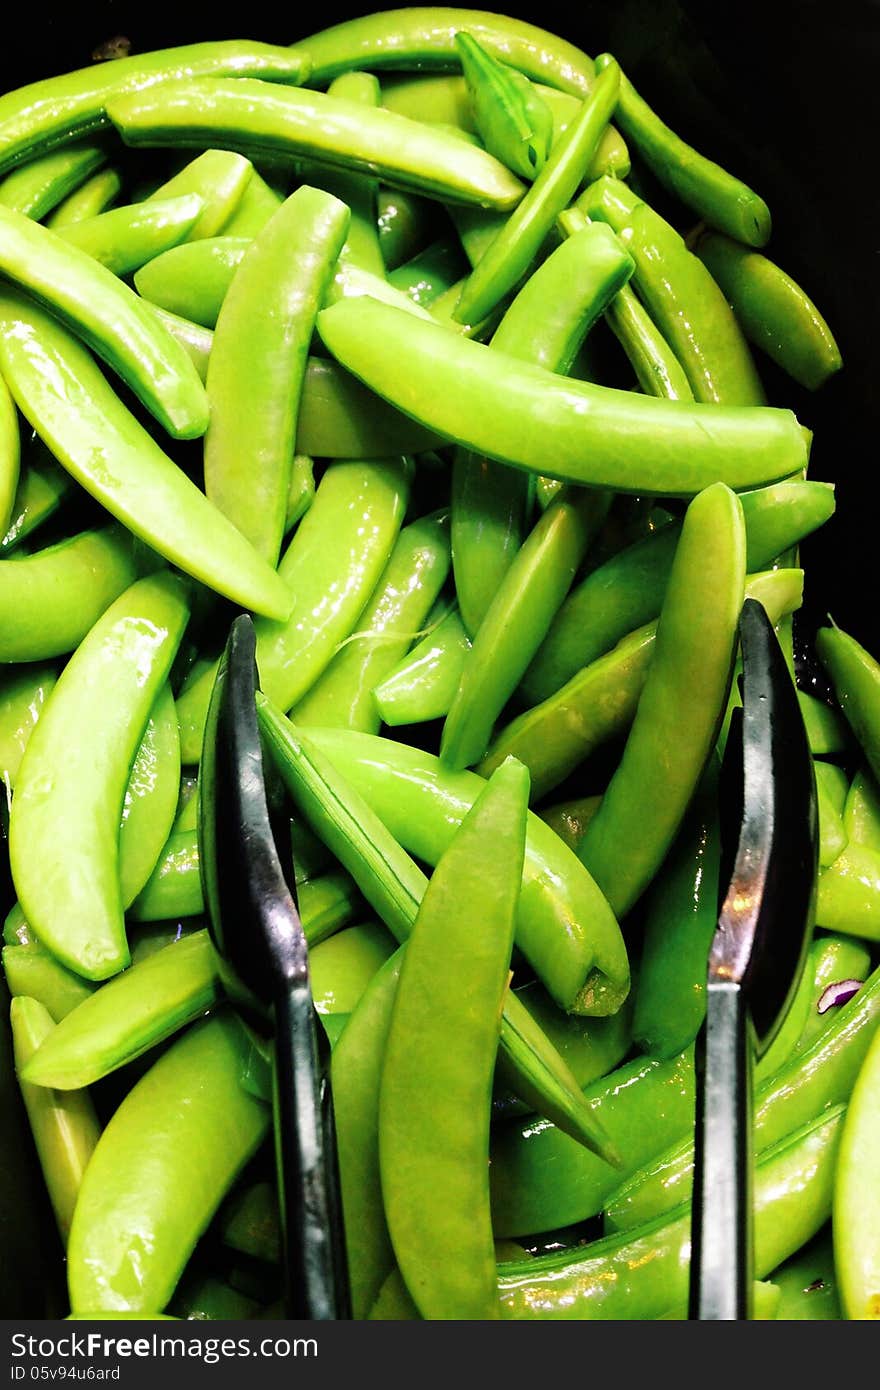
top-left (59, 193), bottom-right (205, 276)
top-left (118, 684), bottom-right (181, 909)
top-left (696, 230), bottom-right (841, 388)
top-left (498, 1106), bottom-right (844, 1319)
top-left (377, 184), bottom-right (437, 270)
top-left (799, 690), bottom-right (851, 757)
top-left (0, 525), bottom-right (143, 664)
top-left (169, 1276), bottom-right (259, 1322)
top-left (299, 871), bottom-right (366, 947)
top-left (127, 831), bottom-right (203, 923)
top-left (221, 1180), bottom-right (281, 1265)
top-left (593, 54), bottom-right (771, 247)
top-left (256, 701), bottom-right (619, 1157)
top-left (442, 488), bottom-right (611, 770)
top-left (44, 166), bottom-right (121, 226)
top-left (0, 143), bottom-right (107, 218)
top-left (3, 901), bottom-right (31, 948)
top-left (817, 624), bottom-right (880, 785)
top-left (454, 60), bottom-right (620, 327)
top-left (816, 760), bottom-right (849, 870)
top-left (175, 457), bottom-right (410, 761)
top-left (293, 510), bottom-right (451, 733)
top-left (286, 454), bottom-right (315, 533)
top-left (0, 663), bottom-right (56, 790)
top-left (107, 80), bottom-right (526, 212)
top-left (129, 920), bottom-right (202, 967)
top-left (301, 725), bottom-right (629, 1016)
top-left (755, 933), bottom-right (871, 1084)
top-left (576, 483), bottom-right (745, 918)
top-left (144, 149), bottom-right (254, 242)
top-left (0, 374), bottom-right (20, 541)
top-left (205, 187), bottom-right (350, 565)
top-left (606, 283), bottom-right (694, 401)
top-left (0, 203), bottom-right (208, 440)
top-left (21, 930), bottom-right (220, 1090)
top-left (605, 964), bottom-right (880, 1233)
top-left (380, 759), bottom-right (528, 1320)
top-left (771, 1229), bottom-right (842, 1320)
top-left (844, 769), bottom-right (880, 853)
top-left (2, 946), bottom-right (95, 1022)
top-left (1, 442), bottom-right (74, 554)
top-left (388, 238), bottom-right (468, 306)
top-left (303, 72), bottom-right (385, 277)
top-left (0, 41), bottom-right (311, 175)
top-left (66, 1011), bottom-right (270, 1313)
top-left (0, 294), bottom-right (292, 620)
top-left (9, 572), bottom-right (190, 981)
top-left (816, 844), bottom-right (880, 940)
top-left (455, 31), bottom-right (553, 179)
top-left (134, 235), bottom-right (251, 328)
top-left (373, 602), bottom-right (471, 727)
top-left (833, 1022), bottom-right (880, 1318)
top-left (221, 168), bottom-right (284, 238)
top-left (538, 795), bottom-right (601, 851)
top-left (10, 996), bottom-right (100, 1245)
top-left (583, 176), bottom-right (765, 406)
top-left (310, 922), bottom-right (396, 1018)
top-left (317, 298), bottom-right (808, 494)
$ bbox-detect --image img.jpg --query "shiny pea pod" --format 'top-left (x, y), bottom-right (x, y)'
top-left (298, 871), bottom-right (366, 947)
top-left (134, 236), bottom-right (251, 329)
top-left (302, 726), bottom-right (629, 1016)
top-left (373, 603), bottom-right (471, 727)
top-left (537, 795), bottom-right (601, 851)
top-left (316, 298), bottom-right (808, 495)
top-left (10, 996), bottom-right (100, 1244)
top-left (833, 1023), bottom-right (880, 1318)
top-left (844, 769), bottom-right (880, 854)
top-left (144, 149), bottom-right (253, 242)
top-left (44, 166), bottom-right (122, 227)
top-left (815, 843), bottom-right (880, 940)
top-left (221, 169), bottom-right (284, 239)
top-left (308, 72), bottom-right (385, 277)
top-left (204, 186), bottom-right (351, 564)
top-left (10, 572), bottom-right (190, 980)
top-left (817, 624), bottom-right (880, 785)
top-left (0, 662), bottom-right (56, 789)
top-left (0, 143), bottom-right (107, 218)
top-left (1, 443), bottom-right (74, 555)
top-left (380, 759), bottom-right (529, 1320)
top-left (286, 454), bottom-right (315, 533)
top-left (577, 483), bottom-right (745, 919)
top-left (310, 922), bottom-right (397, 1018)
top-left (454, 31), bottom-right (553, 179)
top-left (815, 760), bottom-right (849, 870)
top-left (2, 946), bottom-right (95, 1022)
top-left (175, 457), bottom-right (410, 761)
top-left (118, 684), bottom-right (181, 908)
top-left (59, 193), bottom-right (206, 276)
top-left (21, 930), bottom-right (220, 1090)
top-left (0, 373), bottom-right (19, 536)
top-left (771, 1229), bottom-right (841, 1320)
top-left (388, 238), bottom-right (468, 306)
top-left (67, 1012), bottom-right (270, 1314)
top-left (128, 830), bottom-right (203, 923)
top-left (605, 283), bottom-right (694, 401)
top-left (755, 933), bottom-right (871, 1085)
top-left (376, 184), bottom-right (438, 271)
top-left (0, 526), bottom-right (143, 664)
top-left (0, 293), bottom-right (293, 621)
top-left (799, 690), bottom-right (851, 757)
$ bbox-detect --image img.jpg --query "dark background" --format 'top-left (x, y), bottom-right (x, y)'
top-left (1, 0), bottom-right (878, 1317)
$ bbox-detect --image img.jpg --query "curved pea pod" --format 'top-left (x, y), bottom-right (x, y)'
top-left (128, 830), bottom-right (203, 923)
top-left (816, 843), bottom-right (880, 940)
top-left (373, 603), bottom-right (471, 727)
top-left (755, 933), bottom-right (871, 1084)
top-left (696, 231), bottom-right (841, 389)
top-left (605, 283), bottom-right (693, 401)
top-left (0, 203), bottom-right (208, 440)
top-left (815, 760), bottom-right (849, 870)
top-left (108, 79), bottom-right (525, 210)
top-left (455, 31), bottom-right (553, 179)
top-left (576, 483), bottom-right (745, 919)
top-left (3, 946), bottom-right (94, 1022)
top-left (0, 143), bottom-right (106, 219)
top-left (0, 662), bottom-right (56, 790)
top-left (833, 1023), bottom-right (880, 1318)
top-left (594, 54), bottom-right (771, 247)
top-left (118, 684), bottom-right (181, 908)
top-left (220, 1180), bottom-right (281, 1265)
top-left (66, 1012), bottom-right (270, 1313)
top-left (800, 690), bottom-right (851, 758)
top-left (317, 298), bottom-right (808, 496)
top-left (376, 184), bottom-right (438, 271)
top-left (45, 166), bottom-right (122, 227)
top-left (497, 1106), bottom-right (844, 1320)
top-left (0, 294), bottom-right (293, 621)
top-left (9, 572), bottom-right (190, 981)
top-left (286, 454), bottom-right (315, 533)
top-left (204, 187), bottom-right (351, 565)
top-left (1, 442), bottom-right (75, 555)
top-left (0, 373), bottom-right (19, 537)
top-left (0, 525), bottom-right (143, 664)
top-left (388, 237), bottom-right (467, 307)
top-left (10, 996), bottom-right (100, 1244)
top-left (144, 149), bottom-right (254, 242)
top-left (299, 871), bottom-right (366, 947)
top-left (293, 510), bottom-right (451, 734)
top-left (844, 768), bottom-right (880, 854)
top-left (21, 930), bottom-right (220, 1090)
top-left (297, 355), bottom-right (445, 460)
top-left (221, 168), bottom-right (284, 239)
top-left (537, 795), bottom-right (601, 851)
top-left (58, 193), bottom-right (206, 276)
top-left (302, 726), bottom-right (629, 1016)
top-left (771, 1229), bottom-right (841, 1320)
top-left (134, 236), bottom-right (250, 328)
top-left (310, 922), bottom-right (397, 1018)
top-left (0, 40), bottom-right (311, 174)
top-left (817, 624), bottom-right (880, 785)
top-left (176, 457), bottom-right (411, 761)
top-left (3, 901), bottom-right (31, 948)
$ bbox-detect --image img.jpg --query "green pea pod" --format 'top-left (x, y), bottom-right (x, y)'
top-left (455, 31), bottom-right (553, 179)
top-left (293, 510), bottom-right (451, 733)
top-left (220, 1181), bottom-right (281, 1265)
top-left (59, 193), bottom-right (206, 276)
top-left (0, 662), bottom-right (56, 790)
top-left (799, 689), bottom-right (851, 757)
top-left (388, 238), bottom-right (468, 306)
top-left (605, 964), bottom-right (880, 1233)
top-left (310, 922), bottom-right (397, 1018)
top-left (696, 230), bottom-right (841, 389)
top-left (144, 149), bottom-right (254, 242)
top-left (594, 54), bottom-right (771, 247)
top-left (1, 443), bottom-right (75, 555)
top-left (577, 483), bottom-right (745, 919)
top-left (66, 1012), bottom-right (270, 1313)
top-left (204, 186), bottom-right (351, 565)
top-left (844, 768), bottom-right (880, 854)
top-left (0, 41), bottom-right (310, 174)
top-left (755, 933), bottom-right (871, 1084)
top-left (373, 603), bottom-right (471, 727)
top-left (306, 72), bottom-right (385, 277)
top-left (379, 759), bottom-right (528, 1320)
top-left (299, 871), bottom-right (366, 947)
top-left (0, 143), bottom-right (107, 218)
top-left (0, 202), bottom-right (208, 440)
top-left (45, 166), bottom-right (121, 227)
top-left (377, 184), bottom-right (438, 270)
top-left (107, 80), bottom-right (526, 211)
top-left (815, 760), bottom-right (849, 870)
top-left (0, 373), bottom-right (19, 537)
top-left (21, 931), bottom-right (220, 1090)
top-left (317, 298), bottom-right (809, 495)
top-left (537, 795), bottom-right (601, 851)
top-left (454, 60), bottom-right (620, 326)
top-left (10, 572), bottom-right (190, 980)
top-left (176, 458), bottom-right (411, 761)
top-left (583, 176), bottom-right (765, 406)
top-left (605, 283), bottom-right (694, 401)
top-left (296, 353), bottom-right (451, 460)
top-left (816, 843), bottom-right (880, 940)
top-left (442, 488), bottom-right (611, 769)
top-left (118, 684), bottom-right (181, 908)
top-left (169, 1276), bottom-right (259, 1322)
top-left (3, 901), bottom-right (31, 948)
top-left (134, 236), bottom-right (251, 328)
top-left (833, 1022), bottom-right (880, 1318)
top-left (817, 624), bottom-right (880, 785)
top-left (128, 830), bottom-right (203, 923)
top-left (497, 1106), bottom-right (844, 1319)
top-left (0, 293), bottom-right (293, 621)
top-left (300, 725), bottom-right (629, 1016)
top-left (2, 946), bottom-right (95, 1022)
top-left (286, 454), bottom-right (315, 534)
top-left (221, 169), bottom-right (284, 239)
top-left (0, 525), bottom-right (143, 664)
top-left (771, 1229), bottom-right (841, 1320)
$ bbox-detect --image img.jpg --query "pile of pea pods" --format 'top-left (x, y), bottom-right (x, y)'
top-left (1, 5), bottom-right (879, 1323)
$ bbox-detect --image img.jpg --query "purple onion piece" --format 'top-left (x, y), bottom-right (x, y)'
top-left (817, 979), bottom-right (863, 1014)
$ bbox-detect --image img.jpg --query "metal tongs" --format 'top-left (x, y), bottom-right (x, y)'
top-left (198, 613), bottom-right (350, 1320)
top-left (690, 597), bottom-right (819, 1319)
